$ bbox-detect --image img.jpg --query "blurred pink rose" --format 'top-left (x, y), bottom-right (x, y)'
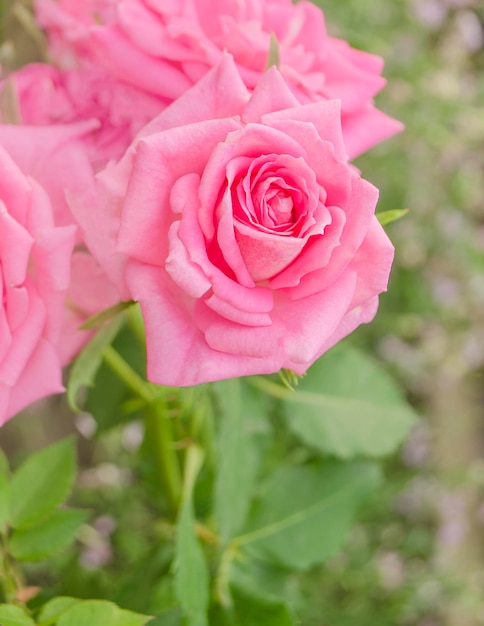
top-left (70, 56), bottom-right (394, 386)
top-left (1, 62), bottom-right (162, 168)
top-left (36, 0), bottom-right (402, 158)
top-left (35, 0), bottom-right (117, 67)
top-left (0, 122), bottom-right (121, 370)
top-left (0, 146), bottom-right (75, 424)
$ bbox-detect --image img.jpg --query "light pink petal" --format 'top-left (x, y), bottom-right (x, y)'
top-left (34, 225), bottom-right (76, 344)
top-left (313, 296), bottom-right (380, 363)
top-left (0, 147), bottom-right (31, 224)
top-left (261, 99), bottom-right (347, 162)
top-left (166, 221), bottom-right (212, 298)
top-left (342, 106), bottom-right (404, 160)
top-left (136, 53), bottom-right (249, 139)
top-left (322, 38), bottom-right (386, 108)
top-left (242, 66), bottom-right (300, 123)
top-left (278, 268), bottom-right (358, 365)
top-left (66, 163), bottom-right (130, 298)
top-left (234, 221), bottom-right (307, 282)
top-left (90, 24), bottom-right (192, 100)
top-left (346, 217), bottom-right (394, 308)
top-left (3, 338), bottom-right (64, 423)
top-left (60, 251), bottom-right (120, 364)
top-left (205, 293), bottom-right (272, 326)
top-left (0, 208), bottom-right (33, 286)
top-left (0, 122), bottom-right (99, 229)
top-left (0, 291), bottom-right (45, 385)
top-left (126, 261), bottom-right (281, 386)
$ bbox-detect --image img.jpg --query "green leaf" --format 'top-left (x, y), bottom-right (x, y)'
top-left (238, 460), bottom-right (381, 569)
top-left (79, 301), bottom-right (135, 330)
top-left (266, 33), bottom-right (280, 69)
top-left (57, 600), bottom-right (151, 626)
top-left (37, 597), bottom-right (81, 626)
top-left (231, 584), bottom-right (294, 626)
top-left (0, 604), bottom-right (36, 626)
top-left (213, 379), bottom-right (270, 546)
top-left (10, 438), bottom-right (76, 529)
top-left (0, 78), bottom-right (21, 124)
top-left (146, 610), bottom-right (182, 626)
top-left (229, 558), bottom-right (294, 606)
top-left (174, 446), bottom-right (209, 626)
top-left (67, 316), bottom-right (123, 412)
top-left (10, 509), bottom-right (88, 562)
top-left (0, 448), bottom-right (10, 531)
top-left (376, 208), bottom-right (409, 226)
top-left (85, 325), bottom-right (146, 432)
top-left (283, 344), bottom-right (417, 458)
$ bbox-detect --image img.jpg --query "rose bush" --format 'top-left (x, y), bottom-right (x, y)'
top-left (0, 145), bottom-right (75, 424)
top-left (35, 0), bottom-right (402, 158)
top-left (70, 56), bottom-right (394, 386)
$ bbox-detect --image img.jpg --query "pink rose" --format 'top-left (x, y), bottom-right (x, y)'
top-left (71, 56), bottom-right (394, 386)
top-left (0, 145), bottom-right (76, 424)
top-left (38, 0), bottom-right (402, 158)
top-left (1, 62), bottom-right (162, 168)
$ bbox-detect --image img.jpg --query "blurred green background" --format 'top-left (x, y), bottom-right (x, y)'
top-left (1, 0), bottom-right (484, 624)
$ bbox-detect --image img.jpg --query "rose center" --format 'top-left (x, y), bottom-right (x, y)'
top-left (264, 188), bottom-right (294, 228)
top-left (263, 190), bottom-right (294, 228)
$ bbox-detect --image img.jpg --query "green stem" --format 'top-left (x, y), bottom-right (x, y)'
top-left (0, 535), bottom-right (18, 603)
top-left (103, 345), bottom-right (153, 403)
top-left (146, 399), bottom-right (183, 516)
top-left (102, 346), bottom-right (182, 515)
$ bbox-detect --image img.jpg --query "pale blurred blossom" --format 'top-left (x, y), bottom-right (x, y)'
top-left (410, 0), bottom-right (448, 29)
top-left (417, 579), bottom-right (444, 605)
top-left (79, 463), bottom-right (132, 488)
top-left (378, 335), bottom-right (424, 372)
top-left (437, 519), bottom-right (467, 547)
top-left (460, 331), bottom-right (484, 369)
top-left (444, 0), bottom-right (478, 6)
top-left (122, 421), bottom-right (144, 452)
top-left (429, 274), bottom-right (461, 307)
top-left (437, 493), bottom-right (468, 547)
top-left (402, 423), bottom-right (432, 468)
top-left (93, 514), bottom-right (117, 536)
top-left (376, 551), bottom-right (406, 590)
top-left (455, 10), bottom-right (484, 51)
top-left (74, 413), bottom-right (97, 439)
top-left (395, 476), bottom-right (442, 519)
top-left (79, 541), bottom-right (113, 570)
top-left (78, 516), bottom-right (116, 570)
